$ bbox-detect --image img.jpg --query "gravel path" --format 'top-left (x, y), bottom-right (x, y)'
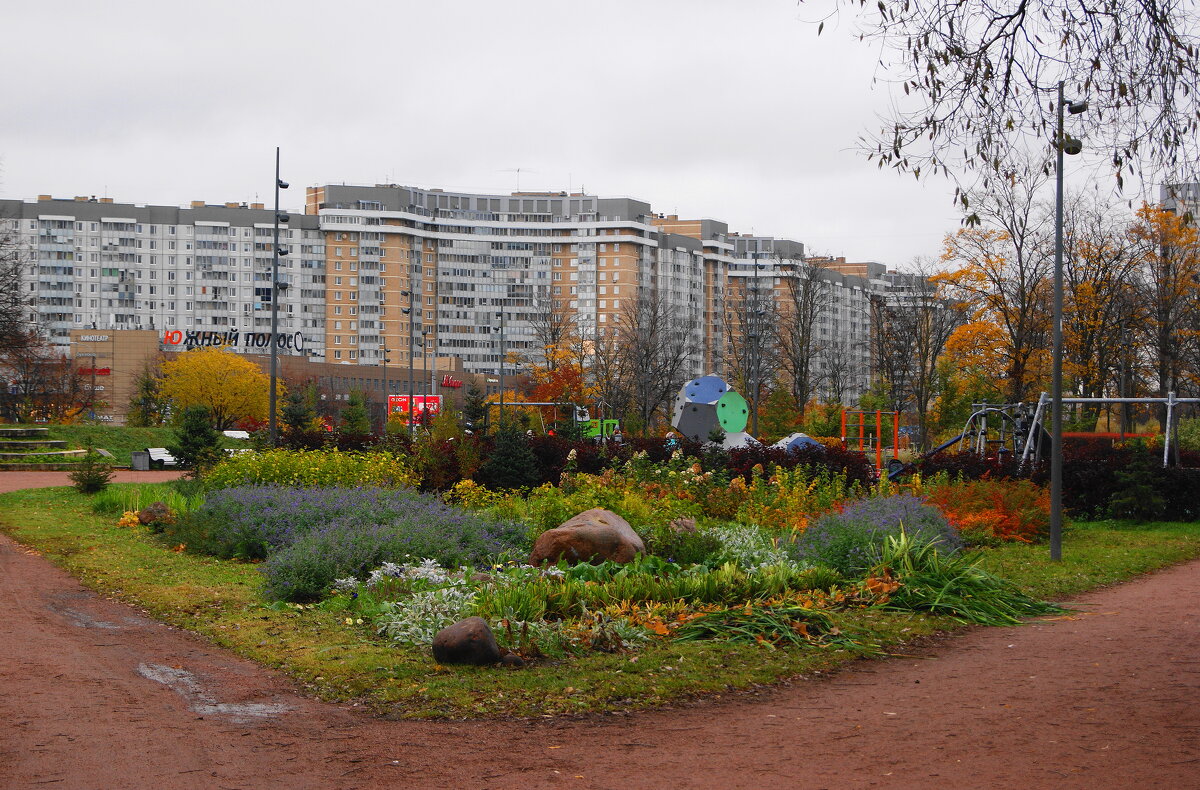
top-left (1, 473), bottom-right (1196, 789)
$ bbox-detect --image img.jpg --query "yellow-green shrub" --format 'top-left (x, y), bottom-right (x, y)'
top-left (204, 449), bottom-right (419, 490)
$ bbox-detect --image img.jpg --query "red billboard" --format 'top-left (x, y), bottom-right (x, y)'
top-left (388, 395), bottom-right (443, 422)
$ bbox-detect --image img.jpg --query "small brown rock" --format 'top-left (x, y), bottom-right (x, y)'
top-left (137, 501), bottom-right (176, 531)
top-left (499, 652), bottom-right (526, 668)
top-left (432, 617), bottom-right (502, 666)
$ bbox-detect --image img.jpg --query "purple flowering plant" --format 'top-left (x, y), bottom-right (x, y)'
top-left (789, 493), bottom-right (963, 577)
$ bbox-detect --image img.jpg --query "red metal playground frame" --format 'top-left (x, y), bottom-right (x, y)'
top-left (841, 409), bottom-right (901, 472)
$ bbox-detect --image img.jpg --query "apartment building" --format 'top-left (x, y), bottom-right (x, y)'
top-left (306, 184), bottom-right (709, 382)
top-left (4, 184), bottom-right (904, 414)
top-left (0, 195), bottom-right (326, 357)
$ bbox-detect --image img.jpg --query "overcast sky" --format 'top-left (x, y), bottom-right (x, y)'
top-left (3, 1), bottom-right (1003, 268)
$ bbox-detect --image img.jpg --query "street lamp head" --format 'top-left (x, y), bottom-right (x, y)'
top-left (277, 179), bottom-right (290, 189)
top-left (1061, 135), bottom-right (1083, 156)
top-left (277, 246), bottom-right (289, 256)
top-left (1067, 99), bottom-right (1089, 115)
top-left (401, 307), bottom-right (410, 314)
top-left (276, 212), bottom-right (290, 223)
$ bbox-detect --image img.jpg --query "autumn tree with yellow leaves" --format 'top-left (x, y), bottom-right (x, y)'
top-left (1127, 203), bottom-right (1200, 415)
top-left (160, 347), bottom-right (281, 430)
top-left (939, 163), bottom-right (1055, 404)
top-left (1060, 199), bottom-right (1143, 416)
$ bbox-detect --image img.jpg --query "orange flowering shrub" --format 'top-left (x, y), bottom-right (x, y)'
top-left (925, 478), bottom-right (1051, 544)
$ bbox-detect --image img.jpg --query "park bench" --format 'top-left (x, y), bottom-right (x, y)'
top-left (145, 448), bottom-right (178, 469)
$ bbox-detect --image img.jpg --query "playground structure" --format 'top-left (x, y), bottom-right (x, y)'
top-left (841, 409), bottom-right (902, 472)
top-left (671, 375), bottom-right (754, 447)
top-left (889, 391), bottom-right (1200, 480)
top-left (485, 401), bottom-right (588, 434)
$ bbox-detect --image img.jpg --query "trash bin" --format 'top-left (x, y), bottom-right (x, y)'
top-left (131, 450), bottom-right (150, 471)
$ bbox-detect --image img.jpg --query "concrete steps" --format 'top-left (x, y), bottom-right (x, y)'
top-left (0, 440), bottom-right (69, 451)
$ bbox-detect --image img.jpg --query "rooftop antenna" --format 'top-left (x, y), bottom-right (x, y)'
top-left (498, 167), bottom-right (534, 193)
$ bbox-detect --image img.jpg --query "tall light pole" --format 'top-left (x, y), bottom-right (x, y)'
top-left (749, 249), bottom-right (767, 438)
top-left (421, 328), bottom-right (429, 428)
top-left (1051, 81), bottom-right (1088, 561)
top-left (497, 303), bottom-right (506, 431)
top-left (267, 147), bottom-right (289, 447)
top-left (380, 345), bottom-right (390, 433)
top-left (402, 285), bottom-right (415, 436)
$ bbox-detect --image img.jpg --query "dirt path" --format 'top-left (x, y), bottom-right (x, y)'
top-left (1, 475), bottom-right (1197, 789)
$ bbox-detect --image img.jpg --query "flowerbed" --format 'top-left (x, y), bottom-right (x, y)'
top-left (122, 445), bottom-right (1062, 670)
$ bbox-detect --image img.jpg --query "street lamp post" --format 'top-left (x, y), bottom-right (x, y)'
top-left (402, 286), bottom-right (415, 436)
top-left (497, 304), bottom-right (506, 431)
top-left (267, 147), bottom-right (289, 447)
top-left (1051, 81), bottom-right (1088, 562)
top-left (749, 250), bottom-right (767, 438)
top-left (421, 329), bottom-right (429, 429)
top-left (380, 346), bottom-right (390, 433)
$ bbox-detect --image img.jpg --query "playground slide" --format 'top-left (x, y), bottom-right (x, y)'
top-left (886, 432), bottom-right (967, 481)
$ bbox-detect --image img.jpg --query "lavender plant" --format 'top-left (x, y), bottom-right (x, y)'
top-left (165, 486), bottom-right (527, 601)
top-left (789, 493), bottom-right (962, 577)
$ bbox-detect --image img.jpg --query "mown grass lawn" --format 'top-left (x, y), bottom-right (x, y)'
top-left (2, 483), bottom-right (1198, 719)
top-left (41, 425), bottom-right (249, 466)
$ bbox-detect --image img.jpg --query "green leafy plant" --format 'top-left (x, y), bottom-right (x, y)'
top-left (204, 448), bottom-right (418, 490)
top-left (674, 604), bottom-right (862, 650)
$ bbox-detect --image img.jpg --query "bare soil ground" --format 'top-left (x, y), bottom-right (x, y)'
top-left (1, 473), bottom-right (1197, 789)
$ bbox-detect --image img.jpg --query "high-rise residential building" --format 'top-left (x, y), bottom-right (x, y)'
top-left (1162, 182), bottom-right (1200, 220)
top-left (3, 182), bottom-right (912, 418)
top-left (306, 184), bottom-right (710, 382)
top-left (0, 195), bottom-right (326, 356)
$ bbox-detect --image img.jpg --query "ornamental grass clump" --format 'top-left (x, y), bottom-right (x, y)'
top-left (790, 493), bottom-right (963, 577)
top-left (869, 530), bottom-right (1065, 626)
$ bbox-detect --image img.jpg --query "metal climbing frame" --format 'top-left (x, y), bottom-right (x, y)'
top-left (1019, 392), bottom-right (1200, 468)
top-left (840, 409), bottom-right (901, 471)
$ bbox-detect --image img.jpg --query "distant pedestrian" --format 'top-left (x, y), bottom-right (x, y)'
top-left (665, 431), bottom-right (679, 450)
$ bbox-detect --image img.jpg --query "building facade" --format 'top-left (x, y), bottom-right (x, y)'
top-left (4, 184), bottom-right (913, 421)
top-left (0, 195), bottom-right (327, 357)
